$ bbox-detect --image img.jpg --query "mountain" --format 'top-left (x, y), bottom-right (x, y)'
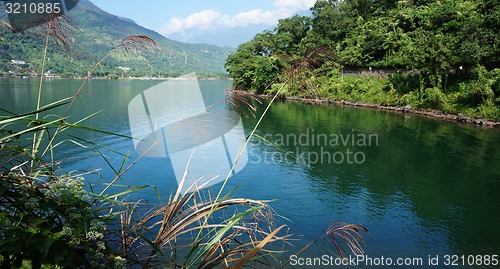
top-left (171, 25), bottom-right (273, 48)
top-left (167, 10), bottom-right (313, 48)
top-left (0, 0), bottom-right (234, 77)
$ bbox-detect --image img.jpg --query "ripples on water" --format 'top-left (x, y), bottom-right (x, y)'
top-left (1, 79), bottom-right (499, 266)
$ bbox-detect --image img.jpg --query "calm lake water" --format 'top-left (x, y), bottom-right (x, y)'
top-left (1, 79), bottom-right (500, 267)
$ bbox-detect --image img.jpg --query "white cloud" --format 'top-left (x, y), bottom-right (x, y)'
top-left (219, 9), bottom-right (287, 28)
top-left (159, 10), bottom-right (222, 36)
top-left (273, 0), bottom-right (316, 10)
top-left (158, 0), bottom-right (315, 37)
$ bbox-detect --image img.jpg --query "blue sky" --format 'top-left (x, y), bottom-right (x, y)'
top-left (89, 0), bottom-right (316, 47)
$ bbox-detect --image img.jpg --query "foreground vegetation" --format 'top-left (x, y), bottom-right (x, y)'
top-left (0, 16), bottom-right (367, 268)
top-left (225, 0), bottom-right (500, 121)
top-left (0, 85), bottom-right (366, 268)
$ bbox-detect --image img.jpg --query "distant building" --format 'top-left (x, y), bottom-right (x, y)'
top-left (118, 66), bottom-right (131, 72)
top-left (11, 59), bottom-right (26, 65)
top-left (44, 70), bottom-right (61, 78)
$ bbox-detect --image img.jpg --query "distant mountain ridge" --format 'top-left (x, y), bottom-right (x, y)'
top-left (0, 0), bottom-right (234, 77)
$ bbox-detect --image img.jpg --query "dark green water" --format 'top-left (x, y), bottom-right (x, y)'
top-left (1, 79), bottom-right (500, 267)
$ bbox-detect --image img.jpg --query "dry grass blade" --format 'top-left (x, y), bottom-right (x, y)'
top-left (118, 35), bottom-right (157, 55)
top-left (326, 222), bottom-right (368, 257)
top-left (146, 197), bottom-right (269, 247)
top-left (195, 223), bottom-right (288, 268)
top-left (118, 200), bottom-right (144, 254)
top-left (43, 14), bottom-right (75, 53)
top-left (229, 225), bottom-right (285, 269)
top-left (124, 187), bottom-right (288, 268)
top-left (279, 220), bottom-right (367, 269)
top-left (199, 229), bottom-right (287, 269)
top-left (225, 89), bottom-right (261, 118)
top-left (0, 19), bottom-right (12, 30)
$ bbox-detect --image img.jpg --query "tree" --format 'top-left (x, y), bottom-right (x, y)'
top-left (226, 0), bottom-right (499, 100)
top-left (225, 40), bottom-right (280, 93)
top-left (274, 15), bottom-right (311, 55)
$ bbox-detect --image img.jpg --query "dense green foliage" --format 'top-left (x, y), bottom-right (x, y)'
top-left (0, 128), bottom-right (125, 268)
top-left (0, 0), bottom-right (233, 77)
top-left (226, 0), bottom-right (500, 120)
top-left (0, 174), bottom-right (122, 268)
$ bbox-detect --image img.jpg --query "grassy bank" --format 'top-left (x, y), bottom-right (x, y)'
top-left (264, 66), bottom-right (500, 124)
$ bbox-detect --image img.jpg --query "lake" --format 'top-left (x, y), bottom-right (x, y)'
top-left (1, 78), bottom-right (500, 267)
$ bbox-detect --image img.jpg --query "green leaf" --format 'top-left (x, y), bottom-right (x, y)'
top-left (106, 185), bottom-right (149, 199)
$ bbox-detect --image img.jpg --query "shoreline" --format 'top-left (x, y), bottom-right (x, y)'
top-left (235, 91), bottom-right (500, 128)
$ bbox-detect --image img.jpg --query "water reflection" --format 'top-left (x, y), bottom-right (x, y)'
top-left (241, 99), bottom-right (500, 258)
top-left (1, 79), bottom-right (499, 263)
top-left (128, 79), bottom-right (247, 193)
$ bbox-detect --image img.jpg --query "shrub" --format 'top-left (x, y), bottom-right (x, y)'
top-left (106, 73), bottom-right (119, 79)
top-left (0, 171), bottom-right (117, 268)
top-left (423, 87), bottom-right (447, 109)
top-left (387, 72), bottom-right (420, 95)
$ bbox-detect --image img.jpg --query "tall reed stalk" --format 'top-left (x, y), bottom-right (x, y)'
top-left (30, 15), bottom-right (75, 167)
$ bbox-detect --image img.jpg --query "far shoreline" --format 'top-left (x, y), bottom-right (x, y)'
top-left (0, 75), bottom-right (232, 81)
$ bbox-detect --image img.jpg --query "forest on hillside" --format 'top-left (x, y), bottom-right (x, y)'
top-left (225, 0), bottom-right (500, 121)
top-left (0, 0), bottom-right (232, 78)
